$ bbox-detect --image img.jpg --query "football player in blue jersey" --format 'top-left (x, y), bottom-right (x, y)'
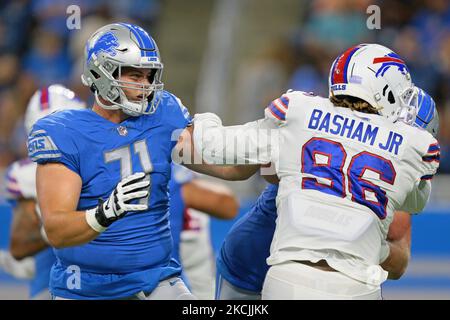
top-left (2, 85), bottom-right (86, 299)
top-left (27, 23), bottom-right (252, 300)
top-left (215, 87), bottom-right (440, 300)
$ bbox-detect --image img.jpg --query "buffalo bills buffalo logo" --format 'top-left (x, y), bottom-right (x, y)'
top-left (373, 53), bottom-right (409, 77)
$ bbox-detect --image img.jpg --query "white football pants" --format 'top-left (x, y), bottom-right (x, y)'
top-left (262, 261), bottom-right (382, 300)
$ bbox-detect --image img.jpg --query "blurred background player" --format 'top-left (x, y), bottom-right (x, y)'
top-left (169, 163), bottom-right (238, 299)
top-left (1, 85), bottom-right (85, 299)
top-left (215, 86), bottom-right (440, 299)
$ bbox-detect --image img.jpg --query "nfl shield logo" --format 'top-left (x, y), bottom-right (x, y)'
top-left (117, 126), bottom-right (128, 136)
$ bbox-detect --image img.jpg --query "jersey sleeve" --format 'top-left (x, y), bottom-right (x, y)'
top-left (401, 137), bottom-right (440, 214)
top-left (191, 91), bottom-right (302, 165)
top-left (419, 139), bottom-right (440, 180)
top-left (4, 160), bottom-right (37, 201)
top-left (27, 118), bottom-right (80, 174)
top-left (164, 92), bottom-right (192, 130)
top-left (193, 113), bottom-right (277, 165)
top-left (264, 92), bottom-right (291, 127)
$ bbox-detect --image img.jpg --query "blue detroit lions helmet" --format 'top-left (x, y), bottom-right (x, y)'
top-left (398, 87), bottom-right (439, 137)
top-left (81, 23), bottom-right (163, 116)
top-left (414, 87), bottom-right (439, 137)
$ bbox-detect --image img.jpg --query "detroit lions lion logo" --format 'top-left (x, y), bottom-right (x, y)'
top-left (87, 32), bottom-right (119, 62)
top-left (373, 52), bottom-right (409, 77)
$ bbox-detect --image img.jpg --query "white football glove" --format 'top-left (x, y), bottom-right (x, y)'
top-left (85, 172), bottom-right (150, 232)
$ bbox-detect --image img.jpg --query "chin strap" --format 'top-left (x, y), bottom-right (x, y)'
top-left (94, 91), bottom-right (122, 111)
top-left (94, 89), bottom-right (146, 117)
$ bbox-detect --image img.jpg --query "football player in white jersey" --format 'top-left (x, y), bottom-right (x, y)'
top-left (3, 85), bottom-right (85, 299)
top-left (192, 44), bottom-right (440, 299)
top-left (215, 86), bottom-right (439, 300)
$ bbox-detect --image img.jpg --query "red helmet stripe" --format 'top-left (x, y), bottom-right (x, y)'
top-left (40, 87), bottom-right (49, 111)
top-left (373, 57), bottom-right (405, 65)
top-left (332, 45), bottom-right (363, 84)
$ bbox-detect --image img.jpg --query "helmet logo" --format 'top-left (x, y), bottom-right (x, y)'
top-left (373, 53), bottom-right (408, 77)
top-left (117, 126), bottom-right (128, 136)
top-left (88, 32), bottom-right (119, 62)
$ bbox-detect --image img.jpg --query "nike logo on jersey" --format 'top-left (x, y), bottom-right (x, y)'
top-left (308, 109), bottom-right (404, 155)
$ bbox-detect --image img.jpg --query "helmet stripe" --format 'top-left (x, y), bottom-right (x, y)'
top-left (332, 45), bottom-right (363, 84)
top-left (40, 87), bottom-right (49, 111)
top-left (416, 89), bottom-right (435, 125)
top-left (120, 23), bottom-right (157, 58)
top-left (120, 23), bottom-right (145, 56)
top-left (129, 24), bottom-right (154, 57)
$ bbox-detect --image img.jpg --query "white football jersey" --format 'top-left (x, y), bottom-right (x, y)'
top-left (195, 90), bottom-right (439, 285)
top-left (5, 159), bottom-right (37, 201)
top-left (266, 91), bottom-right (438, 285)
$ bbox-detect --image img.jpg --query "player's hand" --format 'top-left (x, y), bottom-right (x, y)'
top-left (397, 105), bottom-right (417, 125)
top-left (86, 172), bottom-right (150, 232)
top-left (193, 112), bottom-right (222, 127)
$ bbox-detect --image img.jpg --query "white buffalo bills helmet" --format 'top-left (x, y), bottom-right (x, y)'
top-left (329, 44), bottom-right (416, 120)
top-left (24, 84), bottom-right (86, 135)
top-left (81, 23), bottom-right (164, 117)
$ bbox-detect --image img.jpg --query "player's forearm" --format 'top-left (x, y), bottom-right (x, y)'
top-left (185, 190), bottom-right (239, 219)
top-left (213, 194), bottom-right (239, 219)
top-left (381, 238), bottom-right (411, 280)
top-left (10, 201), bottom-right (48, 259)
top-left (192, 113), bottom-right (275, 165)
top-left (43, 210), bottom-right (100, 248)
top-left (10, 231), bottom-right (48, 260)
top-left (176, 125), bottom-right (262, 180)
top-left (184, 163), bottom-right (260, 181)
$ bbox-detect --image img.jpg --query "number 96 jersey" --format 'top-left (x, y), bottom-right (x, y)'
top-left (264, 91), bottom-right (439, 285)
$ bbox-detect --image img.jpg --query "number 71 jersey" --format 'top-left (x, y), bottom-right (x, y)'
top-left (265, 91), bottom-right (439, 285)
top-left (27, 91), bottom-right (191, 277)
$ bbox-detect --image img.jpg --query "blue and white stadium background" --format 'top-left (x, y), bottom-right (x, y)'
top-left (0, 0), bottom-right (449, 299)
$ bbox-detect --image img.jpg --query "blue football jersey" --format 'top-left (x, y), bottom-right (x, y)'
top-left (216, 184), bottom-right (278, 292)
top-left (28, 90), bottom-right (191, 299)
